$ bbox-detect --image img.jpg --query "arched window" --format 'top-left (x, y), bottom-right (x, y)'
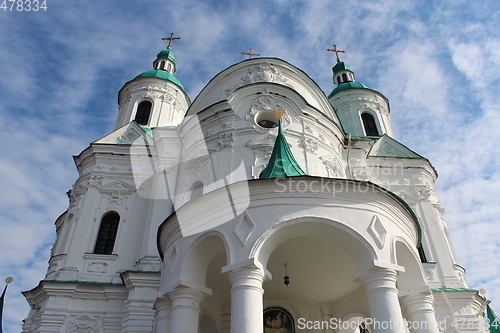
top-left (361, 113), bottom-right (380, 136)
top-left (167, 63), bottom-right (172, 72)
top-left (94, 212), bottom-right (120, 254)
top-left (134, 101), bottom-right (152, 125)
top-left (342, 73), bottom-right (348, 83)
top-left (337, 76), bottom-right (342, 85)
top-left (190, 181), bottom-right (204, 201)
top-left (159, 61), bottom-right (166, 70)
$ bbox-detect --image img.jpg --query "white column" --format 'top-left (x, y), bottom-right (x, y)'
top-left (359, 267), bottom-right (406, 333)
top-left (154, 296), bottom-right (171, 333)
top-left (168, 286), bottom-right (204, 333)
top-left (400, 292), bottom-right (439, 332)
top-left (228, 266), bottom-right (266, 333)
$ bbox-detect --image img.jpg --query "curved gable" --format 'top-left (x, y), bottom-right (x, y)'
top-left (186, 58), bottom-right (341, 125)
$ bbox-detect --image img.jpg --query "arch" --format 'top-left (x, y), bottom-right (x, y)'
top-left (252, 217), bottom-right (377, 274)
top-left (361, 112), bottom-right (379, 136)
top-left (199, 313), bottom-right (219, 333)
top-left (392, 237), bottom-right (428, 296)
top-left (339, 313), bottom-right (370, 333)
top-left (187, 58), bottom-right (340, 123)
top-left (159, 61), bottom-right (166, 70)
top-left (190, 181), bottom-right (204, 201)
top-left (342, 73), bottom-right (348, 83)
top-left (134, 100), bottom-right (152, 125)
top-left (263, 307), bottom-right (294, 332)
top-left (181, 232), bottom-right (231, 287)
top-left (94, 211), bottom-right (120, 254)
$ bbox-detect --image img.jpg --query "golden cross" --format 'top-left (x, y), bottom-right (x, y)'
top-left (162, 32), bottom-right (181, 49)
top-left (241, 48), bottom-right (260, 59)
top-left (327, 44), bottom-right (345, 62)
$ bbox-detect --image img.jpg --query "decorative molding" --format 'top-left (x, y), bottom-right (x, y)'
top-left (418, 188), bottom-right (431, 201)
top-left (98, 180), bottom-right (136, 208)
top-left (303, 124), bottom-right (314, 134)
top-left (367, 215), bottom-right (386, 249)
top-left (246, 92), bottom-right (290, 133)
top-left (117, 129), bottom-right (142, 145)
top-left (299, 138), bottom-right (318, 154)
top-left (241, 62), bottom-right (287, 84)
top-left (69, 185), bottom-right (88, 208)
top-left (167, 244), bottom-right (178, 272)
top-left (88, 176), bottom-right (104, 188)
top-left (234, 212), bottom-right (256, 245)
top-left (68, 315), bottom-right (100, 333)
top-left (433, 204), bottom-right (445, 221)
top-left (87, 262), bottom-right (108, 274)
top-left (319, 156), bottom-right (345, 178)
top-left (218, 132), bottom-right (235, 149)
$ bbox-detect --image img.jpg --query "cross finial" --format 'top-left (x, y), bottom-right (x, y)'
top-left (327, 44), bottom-right (345, 62)
top-left (241, 48), bottom-right (260, 59)
top-left (162, 32), bottom-right (181, 49)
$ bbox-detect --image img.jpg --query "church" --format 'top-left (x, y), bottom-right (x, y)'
top-left (21, 36), bottom-right (490, 332)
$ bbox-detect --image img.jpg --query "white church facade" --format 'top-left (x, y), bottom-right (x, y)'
top-left (22, 41), bottom-right (490, 333)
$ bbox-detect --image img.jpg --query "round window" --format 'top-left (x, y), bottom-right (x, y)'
top-left (255, 111), bottom-right (280, 129)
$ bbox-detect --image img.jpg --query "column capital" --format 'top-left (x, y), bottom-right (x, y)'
top-left (400, 292), bottom-right (435, 315)
top-left (168, 285), bottom-right (205, 313)
top-left (228, 266), bottom-right (266, 295)
top-left (154, 296), bottom-right (172, 311)
top-left (357, 266), bottom-right (399, 297)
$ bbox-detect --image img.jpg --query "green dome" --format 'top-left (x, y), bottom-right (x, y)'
top-left (135, 70), bottom-right (184, 89)
top-left (156, 49), bottom-right (176, 62)
top-left (332, 61), bottom-right (350, 74)
top-left (328, 81), bottom-right (371, 98)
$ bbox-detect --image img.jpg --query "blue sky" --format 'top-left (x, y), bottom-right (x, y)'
top-left (0, 0), bottom-right (499, 331)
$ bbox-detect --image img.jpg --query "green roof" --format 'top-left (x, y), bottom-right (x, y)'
top-left (332, 61), bottom-right (350, 74)
top-left (487, 304), bottom-right (500, 333)
top-left (328, 81), bottom-right (372, 98)
top-left (156, 49), bottom-right (176, 62)
top-left (259, 122), bottom-right (306, 179)
top-left (431, 288), bottom-right (478, 292)
top-left (134, 70), bottom-right (184, 89)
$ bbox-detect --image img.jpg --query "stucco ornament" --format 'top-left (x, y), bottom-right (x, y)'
top-left (241, 62), bottom-right (287, 84)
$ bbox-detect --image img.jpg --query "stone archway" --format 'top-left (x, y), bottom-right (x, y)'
top-left (252, 218), bottom-right (378, 331)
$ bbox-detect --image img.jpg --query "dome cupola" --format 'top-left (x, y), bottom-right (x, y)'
top-left (327, 45), bottom-right (393, 137)
top-left (114, 33), bottom-right (190, 129)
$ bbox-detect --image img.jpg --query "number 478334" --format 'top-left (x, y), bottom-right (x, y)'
top-left (1, 0), bottom-right (47, 11)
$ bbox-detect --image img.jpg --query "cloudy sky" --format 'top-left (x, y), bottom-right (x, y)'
top-left (0, 0), bottom-right (499, 331)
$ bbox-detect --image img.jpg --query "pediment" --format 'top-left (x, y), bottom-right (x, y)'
top-left (93, 122), bottom-right (154, 146)
top-left (98, 180), bottom-right (136, 194)
top-left (368, 135), bottom-right (422, 158)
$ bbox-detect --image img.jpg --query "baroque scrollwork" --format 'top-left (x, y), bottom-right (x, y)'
top-left (241, 62), bottom-right (287, 84)
top-left (67, 315), bottom-right (100, 333)
top-left (246, 92), bottom-right (290, 133)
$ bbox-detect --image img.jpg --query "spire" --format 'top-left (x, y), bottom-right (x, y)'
top-left (259, 122), bottom-right (305, 179)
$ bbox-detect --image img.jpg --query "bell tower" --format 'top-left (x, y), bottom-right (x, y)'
top-left (114, 33), bottom-right (190, 129)
top-left (327, 45), bottom-right (393, 138)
